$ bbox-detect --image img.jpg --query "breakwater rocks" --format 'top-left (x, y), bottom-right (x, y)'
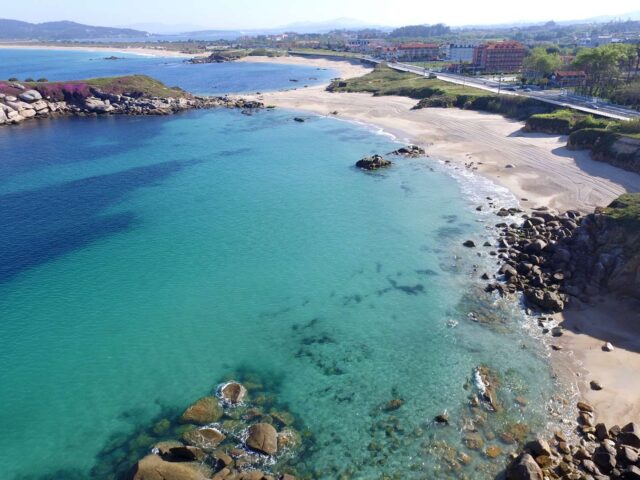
top-left (125, 380), bottom-right (302, 480)
top-left (0, 84), bottom-right (263, 126)
top-left (506, 401), bottom-right (640, 480)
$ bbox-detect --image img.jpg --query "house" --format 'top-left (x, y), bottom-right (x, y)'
top-left (551, 71), bottom-right (587, 88)
top-left (473, 41), bottom-right (526, 73)
top-left (346, 39), bottom-right (371, 52)
top-left (395, 42), bottom-right (440, 61)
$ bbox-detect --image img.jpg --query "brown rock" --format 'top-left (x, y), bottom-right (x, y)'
top-left (507, 453), bottom-right (543, 480)
top-left (246, 423), bottom-right (278, 455)
top-left (577, 401), bottom-right (594, 413)
top-left (221, 382), bottom-right (247, 405)
top-left (180, 397), bottom-right (223, 425)
top-left (486, 445), bottom-right (503, 458)
top-left (127, 454), bottom-right (212, 480)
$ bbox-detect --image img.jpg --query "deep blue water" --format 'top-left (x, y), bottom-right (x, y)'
top-left (0, 48), bottom-right (337, 94)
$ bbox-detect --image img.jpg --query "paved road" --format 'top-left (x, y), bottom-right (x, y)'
top-left (365, 57), bottom-right (640, 121)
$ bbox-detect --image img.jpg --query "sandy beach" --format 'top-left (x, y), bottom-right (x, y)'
top-left (246, 55), bottom-right (640, 428)
top-left (0, 43), bottom-right (195, 57)
top-left (237, 55), bottom-right (370, 80)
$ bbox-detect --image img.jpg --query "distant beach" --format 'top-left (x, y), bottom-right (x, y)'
top-left (0, 43), bottom-right (197, 58)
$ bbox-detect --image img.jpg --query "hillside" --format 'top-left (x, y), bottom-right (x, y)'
top-left (0, 19), bottom-right (148, 40)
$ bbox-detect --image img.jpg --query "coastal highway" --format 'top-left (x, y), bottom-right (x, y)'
top-left (363, 57), bottom-right (640, 122)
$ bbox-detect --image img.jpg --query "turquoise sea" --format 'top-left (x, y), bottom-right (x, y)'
top-left (0, 50), bottom-right (565, 479)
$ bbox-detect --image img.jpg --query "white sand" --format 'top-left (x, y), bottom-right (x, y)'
top-left (237, 55), bottom-right (371, 80)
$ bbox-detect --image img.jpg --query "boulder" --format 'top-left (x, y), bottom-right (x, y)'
top-left (18, 90), bottom-right (42, 102)
top-left (220, 382), bottom-right (247, 405)
top-left (245, 423), bottom-right (278, 455)
top-left (507, 453), bottom-right (543, 480)
top-left (524, 288), bottom-right (565, 312)
top-left (625, 465), bottom-right (640, 480)
top-left (180, 397), bottom-right (223, 425)
top-left (127, 454), bottom-right (212, 480)
top-left (593, 447), bottom-right (617, 473)
top-left (526, 438), bottom-right (552, 457)
top-left (620, 423), bottom-right (640, 448)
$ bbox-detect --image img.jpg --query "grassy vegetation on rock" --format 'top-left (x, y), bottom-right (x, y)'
top-left (603, 193), bottom-right (640, 230)
top-left (84, 75), bottom-right (187, 98)
top-left (328, 64), bottom-right (554, 120)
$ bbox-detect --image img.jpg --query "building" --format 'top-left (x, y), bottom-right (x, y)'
top-left (446, 44), bottom-right (475, 63)
top-left (473, 41), bottom-right (526, 73)
top-left (346, 39), bottom-right (371, 52)
top-left (551, 71), bottom-right (587, 88)
top-left (395, 42), bottom-right (440, 61)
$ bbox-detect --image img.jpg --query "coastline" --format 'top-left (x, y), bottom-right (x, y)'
top-left (244, 55), bottom-right (640, 429)
top-left (0, 43), bottom-right (196, 58)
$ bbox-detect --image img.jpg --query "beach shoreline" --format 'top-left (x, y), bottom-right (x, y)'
top-left (244, 55), bottom-right (640, 429)
top-left (0, 43), bottom-right (196, 58)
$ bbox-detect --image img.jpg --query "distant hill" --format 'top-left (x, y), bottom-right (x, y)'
top-left (0, 19), bottom-right (148, 40)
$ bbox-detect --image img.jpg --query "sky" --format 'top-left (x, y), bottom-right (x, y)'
top-left (3, 0), bottom-right (640, 30)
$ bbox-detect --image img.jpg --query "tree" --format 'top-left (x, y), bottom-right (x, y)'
top-left (523, 47), bottom-right (562, 81)
top-left (574, 44), bottom-right (626, 97)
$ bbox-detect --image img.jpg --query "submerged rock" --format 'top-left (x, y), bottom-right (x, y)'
top-left (182, 427), bottom-right (226, 450)
top-left (180, 397), bottom-right (223, 425)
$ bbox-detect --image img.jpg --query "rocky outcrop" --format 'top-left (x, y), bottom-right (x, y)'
top-left (0, 87), bottom-right (264, 127)
top-left (389, 144), bottom-right (426, 157)
top-left (485, 194), bottom-right (640, 309)
top-left (484, 207), bottom-right (583, 312)
top-left (355, 154), bottom-right (392, 170)
top-left (188, 53), bottom-right (240, 64)
top-left (505, 403), bottom-right (640, 480)
top-left (127, 454), bottom-right (212, 480)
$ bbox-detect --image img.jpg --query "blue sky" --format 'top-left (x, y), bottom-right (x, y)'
top-left (4, 0), bottom-right (640, 29)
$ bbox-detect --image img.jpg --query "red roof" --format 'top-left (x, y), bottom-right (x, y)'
top-left (485, 41), bottom-right (525, 50)
top-left (398, 42), bottom-right (439, 49)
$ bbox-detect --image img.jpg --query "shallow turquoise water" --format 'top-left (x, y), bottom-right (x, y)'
top-left (0, 108), bottom-right (561, 479)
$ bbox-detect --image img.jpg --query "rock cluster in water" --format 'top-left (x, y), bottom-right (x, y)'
top-left (0, 83), bottom-right (263, 126)
top-left (354, 145), bottom-right (426, 171)
top-left (125, 380), bottom-right (301, 480)
top-left (355, 154), bottom-right (392, 170)
top-left (506, 401), bottom-right (640, 480)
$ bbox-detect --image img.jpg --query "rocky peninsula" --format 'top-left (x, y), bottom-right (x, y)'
top-left (0, 75), bottom-right (264, 126)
